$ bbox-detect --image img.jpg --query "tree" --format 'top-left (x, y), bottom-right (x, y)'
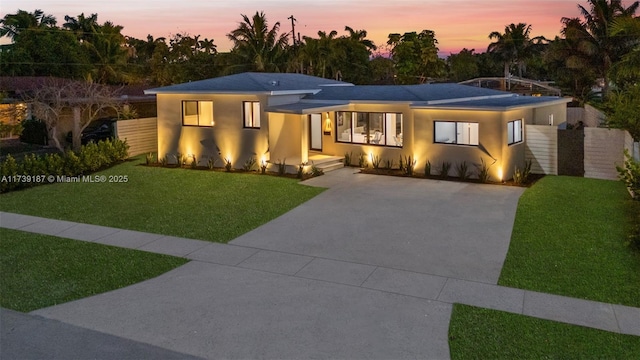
top-left (487, 23), bottom-right (544, 87)
top-left (604, 84), bottom-right (640, 140)
top-left (0, 9), bottom-right (56, 40)
top-left (27, 80), bottom-right (122, 151)
top-left (0, 26), bottom-right (90, 78)
top-left (387, 30), bottom-right (445, 84)
top-left (608, 15), bottom-right (640, 89)
top-left (559, 0), bottom-right (639, 96)
top-left (227, 11), bottom-right (289, 73)
top-left (447, 48), bottom-right (479, 82)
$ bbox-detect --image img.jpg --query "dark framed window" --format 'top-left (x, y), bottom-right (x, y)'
top-left (243, 101), bottom-right (261, 128)
top-left (434, 121), bottom-right (478, 145)
top-left (507, 119), bottom-right (523, 145)
top-left (335, 111), bottom-right (403, 147)
top-left (182, 101), bottom-right (214, 127)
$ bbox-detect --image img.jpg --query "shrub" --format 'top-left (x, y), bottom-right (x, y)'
top-left (310, 163), bottom-right (323, 177)
top-left (424, 160), bottom-right (431, 177)
top-left (297, 162), bottom-right (306, 179)
top-left (19, 119), bottom-right (48, 145)
top-left (403, 155), bottom-right (416, 176)
top-left (276, 159), bottom-right (287, 175)
top-left (224, 158), bottom-right (232, 172)
top-left (145, 152), bottom-right (155, 165)
top-left (1, 155), bottom-right (20, 192)
top-left (513, 160), bottom-right (532, 185)
top-left (243, 156), bottom-right (257, 171)
top-left (63, 150), bottom-right (83, 176)
top-left (190, 154), bottom-right (199, 169)
top-left (371, 154), bottom-right (382, 169)
top-left (456, 161), bottom-right (470, 180)
top-left (0, 121), bottom-right (23, 138)
top-left (44, 153), bottom-right (64, 176)
top-left (617, 149), bottom-right (640, 200)
top-left (475, 158), bottom-right (492, 183)
top-left (207, 156), bottom-right (217, 170)
top-left (358, 152), bottom-right (368, 168)
top-left (439, 161), bottom-right (452, 179)
top-left (344, 151), bottom-right (352, 167)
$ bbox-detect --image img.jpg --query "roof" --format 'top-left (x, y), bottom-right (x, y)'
top-left (144, 72), bottom-right (353, 95)
top-left (411, 94), bottom-right (572, 111)
top-left (265, 101), bottom-right (350, 114)
top-left (305, 83), bottom-right (513, 102)
top-left (145, 72), bottom-right (570, 111)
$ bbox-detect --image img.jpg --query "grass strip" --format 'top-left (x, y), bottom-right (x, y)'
top-left (0, 228), bottom-right (188, 312)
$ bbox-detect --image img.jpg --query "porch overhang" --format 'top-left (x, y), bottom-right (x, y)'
top-left (265, 101), bottom-right (349, 115)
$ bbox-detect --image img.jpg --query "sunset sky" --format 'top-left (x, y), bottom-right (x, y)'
top-left (2, 0), bottom-right (598, 55)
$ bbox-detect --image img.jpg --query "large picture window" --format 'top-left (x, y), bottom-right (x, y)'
top-left (434, 121), bottom-right (478, 145)
top-left (507, 119), bottom-right (523, 145)
top-left (336, 111), bottom-right (403, 147)
top-left (243, 101), bottom-right (261, 128)
top-left (182, 101), bottom-right (214, 127)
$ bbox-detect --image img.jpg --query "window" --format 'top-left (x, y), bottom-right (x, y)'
top-left (434, 121), bottom-right (478, 145)
top-left (507, 119), bottom-right (523, 145)
top-left (243, 101), bottom-right (261, 128)
top-left (335, 111), bottom-right (402, 147)
top-left (182, 101), bottom-right (214, 127)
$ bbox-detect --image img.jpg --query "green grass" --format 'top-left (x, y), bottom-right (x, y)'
top-left (0, 228), bottom-right (188, 312)
top-left (0, 158), bottom-right (325, 243)
top-left (449, 304), bottom-right (640, 359)
top-left (499, 176), bottom-right (640, 307)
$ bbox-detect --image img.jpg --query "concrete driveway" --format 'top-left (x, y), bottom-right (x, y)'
top-left (233, 168), bottom-right (525, 284)
top-left (23, 170), bottom-right (525, 359)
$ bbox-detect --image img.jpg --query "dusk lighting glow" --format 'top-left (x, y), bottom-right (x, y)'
top-left (1, 0), bottom-right (594, 55)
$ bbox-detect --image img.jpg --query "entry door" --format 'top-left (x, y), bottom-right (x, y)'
top-left (309, 114), bottom-right (322, 151)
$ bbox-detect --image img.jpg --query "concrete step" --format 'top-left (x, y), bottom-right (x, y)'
top-left (314, 161), bottom-right (344, 173)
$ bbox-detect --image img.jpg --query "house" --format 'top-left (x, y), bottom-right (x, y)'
top-left (145, 72), bottom-right (571, 180)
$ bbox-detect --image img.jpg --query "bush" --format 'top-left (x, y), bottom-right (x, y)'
top-left (617, 149), bottom-right (639, 200)
top-left (0, 138), bottom-right (129, 193)
top-left (19, 119), bottom-right (48, 145)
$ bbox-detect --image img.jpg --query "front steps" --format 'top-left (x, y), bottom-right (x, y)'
top-left (308, 155), bottom-right (344, 173)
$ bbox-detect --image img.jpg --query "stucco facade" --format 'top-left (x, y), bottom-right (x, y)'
top-left (147, 72), bottom-right (570, 180)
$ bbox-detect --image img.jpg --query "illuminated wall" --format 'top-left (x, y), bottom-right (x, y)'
top-left (157, 93), bottom-right (269, 167)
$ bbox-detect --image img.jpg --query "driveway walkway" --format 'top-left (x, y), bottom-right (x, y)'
top-left (1, 169), bottom-right (639, 359)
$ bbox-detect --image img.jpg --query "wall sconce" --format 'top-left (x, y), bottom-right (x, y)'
top-left (324, 112), bottom-right (332, 135)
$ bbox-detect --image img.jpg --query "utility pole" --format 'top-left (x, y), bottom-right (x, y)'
top-left (288, 15), bottom-right (297, 47)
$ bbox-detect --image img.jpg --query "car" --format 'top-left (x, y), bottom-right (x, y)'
top-left (66, 118), bottom-right (116, 145)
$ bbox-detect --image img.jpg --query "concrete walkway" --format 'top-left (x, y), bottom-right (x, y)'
top-left (1, 170), bottom-right (639, 359)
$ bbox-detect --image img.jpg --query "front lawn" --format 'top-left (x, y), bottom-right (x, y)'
top-left (448, 304), bottom-right (640, 359)
top-left (499, 176), bottom-right (640, 307)
top-left (0, 158), bottom-right (325, 243)
top-left (0, 228), bottom-right (188, 312)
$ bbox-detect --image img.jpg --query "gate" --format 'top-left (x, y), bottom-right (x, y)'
top-left (557, 129), bottom-right (584, 176)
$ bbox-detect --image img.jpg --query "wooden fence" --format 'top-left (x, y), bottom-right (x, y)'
top-left (115, 117), bottom-right (157, 156)
top-left (525, 125), bottom-right (558, 175)
top-left (525, 124), bottom-right (631, 180)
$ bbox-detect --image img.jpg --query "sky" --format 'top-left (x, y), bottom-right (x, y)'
top-left (1, 0), bottom-right (597, 55)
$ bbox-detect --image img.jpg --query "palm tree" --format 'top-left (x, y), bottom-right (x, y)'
top-left (63, 13), bottom-right (99, 42)
top-left (561, 0), bottom-right (640, 95)
top-left (317, 30), bottom-right (340, 78)
top-left (608, 15), bottom-right (640, 88)
top-left (344, 26), bottom-right (377, 53)
top-left (487, 23), bottom-right (541, 89)
top-left (0, 9), bottom-right (56, 40)
top-left (227, 11), bottom-right (289, 72)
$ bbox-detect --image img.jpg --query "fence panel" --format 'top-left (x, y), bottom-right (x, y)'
top-left (115, 117), bottom-right (157, 156)
top-left (583, 128), bottom-right (627, 180)
top-left (525, 125), bottom-right (557, 175)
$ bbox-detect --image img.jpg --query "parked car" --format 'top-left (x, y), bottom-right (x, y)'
top-left (66, 118), bottom-right (116, 145)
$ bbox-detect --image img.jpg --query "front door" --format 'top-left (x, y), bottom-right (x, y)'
top-left (309, 113), bottom-right (322, 151)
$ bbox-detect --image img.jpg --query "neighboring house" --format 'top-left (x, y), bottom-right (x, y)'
top-left (145, 72), bottom-right (570, 180)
